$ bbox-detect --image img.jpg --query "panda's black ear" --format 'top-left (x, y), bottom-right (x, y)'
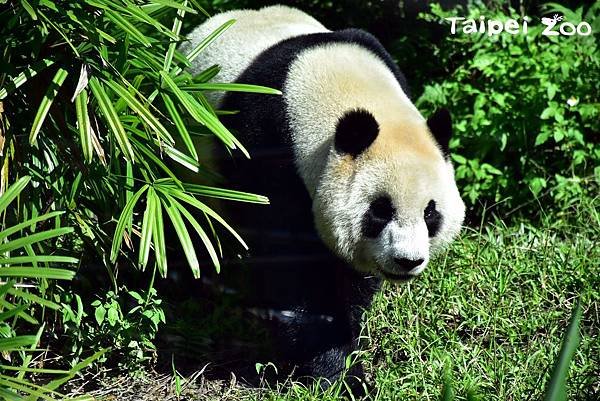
top-left (427, 108), bottom-right (452, 158)
top-left (334, 109), bottom-right (379, 158)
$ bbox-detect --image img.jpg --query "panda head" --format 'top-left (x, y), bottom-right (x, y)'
top-left (312, 108), bottom-right (465, 281)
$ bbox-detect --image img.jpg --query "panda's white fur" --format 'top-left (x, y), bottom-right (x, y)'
top-left (182, 5), bottom-right (328, 105)
top-left (183, 5), bottom-right (465, 280)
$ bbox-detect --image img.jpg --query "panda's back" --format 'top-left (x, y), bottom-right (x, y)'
top-left (182, 5), bottom-right (328, 104)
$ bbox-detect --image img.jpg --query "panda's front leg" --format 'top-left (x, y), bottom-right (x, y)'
top-left (305, 340), bottom-right (366, 387)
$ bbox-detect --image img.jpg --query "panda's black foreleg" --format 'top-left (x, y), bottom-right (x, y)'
top-left (292, 268), bottom-right (381, 396)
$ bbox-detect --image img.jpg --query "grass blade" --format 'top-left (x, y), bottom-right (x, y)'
top-left (543, 302), bottom-right (583, 401)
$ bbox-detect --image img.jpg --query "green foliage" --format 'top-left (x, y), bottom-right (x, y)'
top-left (60, 287), bottom-right (164, 371)
top-left (1, 0), bottom-right (271, 374)
top-left (417, 2), bottom-right (600, 212)
top-left (1, 0), bottom-right (270, 285)
top-left (0, 177), bottom-right (103, 399)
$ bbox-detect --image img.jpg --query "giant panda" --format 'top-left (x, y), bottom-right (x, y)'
top-left (181, 4), bottom-right (465, 389)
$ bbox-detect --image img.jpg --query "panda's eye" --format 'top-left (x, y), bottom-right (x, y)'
top-left (363, 196), bottom-right (394, 238)
top-left (371, 196), bottom-right (395, 220)
top-left (424, 200), bottom-right (442, 238)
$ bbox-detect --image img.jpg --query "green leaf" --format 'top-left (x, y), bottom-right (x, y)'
top-left (110, 185), bottom-right (149, 262)
top-left (1, 255), bottom-right (78, 265)
top-left (0, 211), bottom-right (64, 242)
top-left (0, 176), bottom-right (31, 214)
top-left (29, 68), bottom-right (68, 144)
top-left (0, 267), bottom-right (75, 280)
top-left (163, 0), bottom-right (187, 73)
top-left (75, 89), bottom-right (93, 163)
top-left (182, 83), bottom-right (282, 95)
top-left (105, 9), bottom-right (152, 47)
top-left (160, 71), bottom-right (249, 158)
top-left (173, 198), bottom-right (220, 273)
top-left (165, 188), bottom-right (247, 250)
top-left (8, 288), bottom-right (62, 310)
top-left (153, 196), bottom-right (167, 277)
top-left (0, 336), bottom-right (37, 351)
top-left (543, 302), bottom-right (582, 401)
top-left (162, 194), bottom-right (200, 278)
top-left (104, 79), bottom-right (175, 145)
top-left (138, 187), bottom-right (157, 269)
top-left (0, 59), bottom-right (54, 100)
top-left (182, 183), bottom-right (269, 204)
top-left (89, 77), bottom-right (135, 162)
top-left (161, 93), bottom-right (198, 160)
top-left (0, 227), bottom-right (74, 254)
top-left (182, 19), bottom-right (235, 66)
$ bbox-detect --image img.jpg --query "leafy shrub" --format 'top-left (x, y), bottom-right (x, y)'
top-left (1, 0), bottom-right (269, 282)
top-left (0, 177), bottom-right (103, 399)
top-left (1, 0), bottom-right (269, 375)
top-left (416, 2), bottom-right (600, 213)
top-left (60, 287), bottom-right (164, 371)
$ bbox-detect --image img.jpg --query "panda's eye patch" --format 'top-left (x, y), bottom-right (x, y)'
top-left (424, 200), bottom-right (442, 238)
top-left (363, 196), bottom-right (394, 238)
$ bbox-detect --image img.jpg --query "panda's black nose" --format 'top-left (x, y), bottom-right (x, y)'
top-left (393, 258), bottom-right (424, 273)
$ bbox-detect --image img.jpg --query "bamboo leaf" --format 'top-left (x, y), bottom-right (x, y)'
top-left (0, 336), bottom-right (38, 351)
top-left (182, 83), bottom-right (282, 95)
top-left (75, 89), bottom-right (93, 162)
top-left (29, 68), bottom-right (69, 144)
top-left (153, 196), bottom-right (167, 277)
top-left (163, 0), bottom-right (187, 73)
top-left (89, 77), bottom-right (135, 162)
top-left (138, 187), bottom-right (156, 269)
top-left (182, 183), bottom-right (269, 204)
top-left (0, 228), bottom-right (74, 254)
top-left (1, 256), bottom-right (78, 265)
top-left (104, 79), bottom-right (175, 145)
top-left (165, 188), bottom-right (247, 249)
top-left (161, 93), bottom-right (198, 160)
top-left (173, 198), bottom-right (220, 273)
top-left (178, 19), bottom-right (235, 69)
top-left (0, 59), bottom-right (54, 100)
top-left (105, 9), bottom-right (152, 47)
top-left (0, 176), bottom-right (31, 214)
top-left (161, 194), bottom-right (200, 278)
top-left (160, 71), bottom-right (249, 157)
top-left (110, 185), bottom-right (149, 262)
top-left (0, 267), bottom-right (75, 280)
top-left (0, 211), bottom-right (64, 242)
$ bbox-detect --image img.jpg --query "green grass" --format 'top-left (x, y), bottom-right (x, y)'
top-left (248, 197), bottom-right (599, 401)
top-left (76, 197), bottom-right (598, 401)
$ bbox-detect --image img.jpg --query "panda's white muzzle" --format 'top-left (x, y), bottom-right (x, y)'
top-left (370, 221), bottom-right (430, 280)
